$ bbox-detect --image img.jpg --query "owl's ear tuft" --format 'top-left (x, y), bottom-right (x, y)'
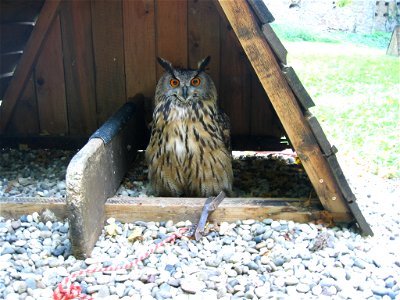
top-left (157, 57), bottom-right (174, 74)
top-left (197, 56), bottom-right (211, 72)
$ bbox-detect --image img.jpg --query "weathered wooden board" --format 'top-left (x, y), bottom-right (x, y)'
top-left (282, 66), bottom-right (315, 110)
top-left (0, 0), bottom-right (61, 134)
top-left (250, 71), bottom-right (282, 138)
top-left (155, 0), bottom-right (188, 78)
top-left (6, 74), bottom-right (39, 135)
top-left (326, 154), bottom-right (356, 203)
top-left (0, 0), bottom-right (44, 24)
top-left (106, 196), bottom-right (351, 224)
top-left (188, 0), bottom-right (220, 90)
top-left (66, 99), bottom-right (145, 258)
top-left (247, 0), bottom-right (275, 24)
top-left (35, 15), bottom-right (68, 135)
top-left (0, 196), bottom-right (352, 227)
top-left (261, 24), bottom-right (287, 65)
top-left (60, 0), bottom-right (97, 136)
top-left (92, 0), bottom-right (126, 125)
top-left (305, 111), bottom-right (335, 156)
top-left (219, 21), bottom-right (251, 136)
top-left (123, 0), bottom-right (156, 99)
top-left (0, 197), bottom-right (67, 220)
top-left (216, 0), bottom-right (350, 216)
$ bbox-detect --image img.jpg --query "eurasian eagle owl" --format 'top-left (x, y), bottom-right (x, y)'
top-left (145, 57), bottom-right (233, 197)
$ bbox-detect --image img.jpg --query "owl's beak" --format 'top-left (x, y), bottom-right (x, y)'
top-left (182, 86), bottom-right (189, 100)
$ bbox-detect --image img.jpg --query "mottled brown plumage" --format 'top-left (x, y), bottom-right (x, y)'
top-left (145, 57), bottom-right (233, 197)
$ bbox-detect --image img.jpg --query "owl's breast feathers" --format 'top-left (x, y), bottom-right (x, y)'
top-left (146, 99), bottom-right (233, 197)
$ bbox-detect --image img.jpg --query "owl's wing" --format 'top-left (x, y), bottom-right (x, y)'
top-left (217, 108), bottom-right (231, 152)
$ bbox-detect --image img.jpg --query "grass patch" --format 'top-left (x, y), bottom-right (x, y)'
top-left (275, 32), bottom-right (399, 177)
top-left (271, 23), bottom-right (392, 49)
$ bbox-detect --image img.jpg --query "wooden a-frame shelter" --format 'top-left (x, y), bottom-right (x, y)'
top-left (0, 0), bottom-right (372, 257)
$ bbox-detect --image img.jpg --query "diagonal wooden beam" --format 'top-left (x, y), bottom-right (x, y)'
top-left (216, 0), bottom-right (350, 216)
top-left (0, 0), bottom-right (61, 133)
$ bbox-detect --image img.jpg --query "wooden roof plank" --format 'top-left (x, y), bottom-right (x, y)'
top-left (305, 111), bottom-right (335, 156)
top-left (0, 0), bottom-right (61, 134)
top-left (247, 0), bottom-right (275, 24)
top-left (0, 0), bottom-right (44, 24)
top-left (261, 24), bottom-right (288, 65)
top-left (282, 66), bottom-right (315, 109)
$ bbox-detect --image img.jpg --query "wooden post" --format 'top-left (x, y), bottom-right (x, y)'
top-left (216, 0), bottom-right (350, 215)
top-left (387, 25), bottom-right (400, 56)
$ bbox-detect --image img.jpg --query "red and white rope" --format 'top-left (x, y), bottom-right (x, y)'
top-left (53, 227), bottom-right (189, 300)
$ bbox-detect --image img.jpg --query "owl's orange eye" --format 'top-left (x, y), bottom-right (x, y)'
top-left (191, 77), bottom-right (201, 87)
top-left (170, 79), bottom-right (180, 88)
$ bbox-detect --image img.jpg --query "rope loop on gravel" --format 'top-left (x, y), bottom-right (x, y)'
top-left (53, 227), bottom-right (189, 300)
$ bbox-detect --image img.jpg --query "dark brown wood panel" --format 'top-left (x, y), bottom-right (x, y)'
top-left (219, 21), bottom-right (251, 136)
top-left (6, 74), bottom-right (39, 135)
top-left (123, 0), bottom-right (156, 99)
top-left (188, 0), bottom-right (220, 90)
top-left (35, 15), bottom-right (68, 135)
top-left (0, 76), bottom-right (12, 100)
top-left (60, 1), bottom-right (97, 136)
top-left (0, 52), bottom-right (22, 75)
top-left (0, 0), bottom-right (44, 24)
top-left (0, 23), bottom-right (34, 53)
top-left (91, 0), bottom-right (126, 125)
top-left (250, 71), bottom-right (282, 138)
top-left (0, 0), bottom-right (61, 134)
top-left (155, 0), bottom-right (188, 78)
top-left (282, 66), bottom-right (315, 110)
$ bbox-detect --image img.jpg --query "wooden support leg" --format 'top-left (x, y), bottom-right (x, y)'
top-left (216, 0), bottom-right (350, 215)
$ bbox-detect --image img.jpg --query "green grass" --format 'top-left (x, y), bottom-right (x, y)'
top-left (273, 26), bottom-right (400, 178)
top-left (271, 24), bottom-right (392, 49)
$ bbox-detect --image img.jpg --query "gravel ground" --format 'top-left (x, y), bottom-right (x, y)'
top-left (0, 149), bottom-right (314, 199)
top-left (0, 149), bottom-right (399, 300)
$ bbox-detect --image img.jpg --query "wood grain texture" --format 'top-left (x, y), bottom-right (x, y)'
top-left (0, 198), bottom-right (67, 220)
top-left (6, 74), bottom-right (39, 135)
top-left (305, 111), bottom-right (334, 156)
top-left (219, 20), bottom-right (251, 136)
top-left (156, 0), bottom-right (188, 78)
top-left (262, 23), bottom-right (287, 65)
top-left (282, 66), bottom-right (315, 110)
top-left (106, 196), bottom-right (352, 224)
top-left (35, 15), bottom-right (68, 135)
top-left (60, 0), bottom-right (97, 136)
top-left (123, 0), bottom-right (156, 99)
top-left (250, 70), bottom-right (282, 138)
top-left (0, 0), bottom-right (44, 24)
top-left (92, 0), bottom-right (126, 125)
top-left (247, 0), bottom-right (275, 24)
top-left (0, 196), bottom-right (352, 227)
top-left (188, 0), bottom-right (220, 90)
top-left (216, 0), bottom-right (350, 214)
top-left (0, 0), bottom-right (61, 134)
